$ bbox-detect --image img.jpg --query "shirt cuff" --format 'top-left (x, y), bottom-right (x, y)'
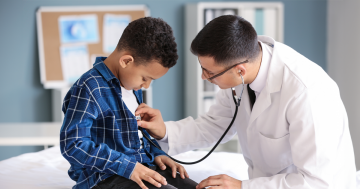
top-left (121, 156), bottom-right (137, 179)
top-left (157, 127), bottom-right (168, 143)
top-left (241, 180), bottom-right (248, 189)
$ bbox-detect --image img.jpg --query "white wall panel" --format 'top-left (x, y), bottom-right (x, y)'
top-left (328, 0), bottom-right (360, 170)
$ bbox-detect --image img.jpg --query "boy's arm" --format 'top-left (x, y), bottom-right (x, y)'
top-left (60, 86), bottom-right (136, 179)
top-left (151, 143), bottom-right (167, 158)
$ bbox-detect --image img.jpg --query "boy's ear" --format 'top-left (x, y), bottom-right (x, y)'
top-left (119, 55), bottom-right (134, 68)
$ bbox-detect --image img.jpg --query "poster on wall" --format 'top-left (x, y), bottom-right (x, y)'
top-left (103, 14), bottom-right (131, 53)
top-left (58, 14), bottom-right (99, 44)
top-left (60, 44), bottom-right (90, 84)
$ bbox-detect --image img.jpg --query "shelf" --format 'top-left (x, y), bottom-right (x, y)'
top-left (203, 91), bottom-right (216, 97)
top-left (0, 122), bottom-right (62, 148)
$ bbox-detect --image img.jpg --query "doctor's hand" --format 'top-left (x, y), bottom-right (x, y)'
top-left (154, 155), bottom-right (189, 179)
top-left (135, 103), bottom-right (166, 140)
top-left (196, 174), bottom-right (242, 189)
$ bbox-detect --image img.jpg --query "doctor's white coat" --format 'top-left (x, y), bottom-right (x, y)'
top-left (164, 36), bottom-right (357, 188)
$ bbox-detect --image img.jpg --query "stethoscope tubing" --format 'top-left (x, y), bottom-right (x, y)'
top-left (140, 74), bottom-right (244, 165)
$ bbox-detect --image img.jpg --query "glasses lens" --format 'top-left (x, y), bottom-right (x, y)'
top-left (202, 67), bottom-right (209, 78)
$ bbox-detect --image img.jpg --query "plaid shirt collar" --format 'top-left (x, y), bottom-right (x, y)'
top-left (93, 57), bottom-right (117, 82)
top-left (92, 56), bottom-right (142, 102)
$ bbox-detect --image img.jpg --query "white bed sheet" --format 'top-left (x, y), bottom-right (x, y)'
top-left (0, 146), bottom-right (359, 189)
top-left (0, 146), bottom-right (248, 189)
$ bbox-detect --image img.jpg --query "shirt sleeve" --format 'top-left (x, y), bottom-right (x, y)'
top-left (157, 129), bottom-right (168, 143)
top-left (60, 86), bottom-right (137, 179)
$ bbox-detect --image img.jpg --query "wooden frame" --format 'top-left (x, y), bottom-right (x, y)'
top-left (36, 5), bottom-right (150, 89)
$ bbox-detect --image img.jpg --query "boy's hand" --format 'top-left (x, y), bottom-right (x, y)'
top-left (131, 162), bottom-right (167, 189)
top-left (154, 156), bottom-right (189, 179)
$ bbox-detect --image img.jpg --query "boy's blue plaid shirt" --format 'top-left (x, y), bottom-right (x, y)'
top-left (60, 57), bottom-right (166, 189)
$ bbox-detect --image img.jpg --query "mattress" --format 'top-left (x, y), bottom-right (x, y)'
top-left (0, 146), bottom-right (359, 188)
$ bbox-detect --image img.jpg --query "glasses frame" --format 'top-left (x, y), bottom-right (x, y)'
top-left (201, 59), bottom-right (248, 82)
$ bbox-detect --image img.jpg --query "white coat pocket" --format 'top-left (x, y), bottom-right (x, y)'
top-left (258, 132), bottom-right (293, 173)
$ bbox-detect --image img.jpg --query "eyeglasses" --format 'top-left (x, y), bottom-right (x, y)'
top-left (201, 59), bottom-right (248, 82)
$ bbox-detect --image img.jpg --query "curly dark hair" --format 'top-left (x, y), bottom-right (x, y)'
top-left (116, 17), bottom-right (178, 68)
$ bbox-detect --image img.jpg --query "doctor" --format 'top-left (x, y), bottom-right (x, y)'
top-left (135, 15), bottom-right (357, 189)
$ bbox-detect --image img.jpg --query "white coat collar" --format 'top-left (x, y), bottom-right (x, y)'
top-left (246, 36), bottom-right (289, 124)
top-left (236, 36), bottom-right (295, 121)
top-left (257, 35), bottom-right (284, 94)
top-left (249, 41), bottom-right (272, 97)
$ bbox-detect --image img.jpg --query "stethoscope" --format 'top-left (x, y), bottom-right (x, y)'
top-left (138, 73), bottom-right (244, 165)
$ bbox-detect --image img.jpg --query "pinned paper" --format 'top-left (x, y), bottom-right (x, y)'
top-left (58, 14), bottom-right (99, 44)
top-left (60, 44), bottom-right (90, 83)
top-left (103, 14), bottom-right (131, 53)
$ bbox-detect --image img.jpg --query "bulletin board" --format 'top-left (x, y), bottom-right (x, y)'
top-left (36, 5), bottom-right (149, 89)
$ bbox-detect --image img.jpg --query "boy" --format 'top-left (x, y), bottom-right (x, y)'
top-left (60, 17), bottom-right (198, 189)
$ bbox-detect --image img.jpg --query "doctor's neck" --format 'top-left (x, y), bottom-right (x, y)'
top-left (242, 43), bottom-right (263, 85)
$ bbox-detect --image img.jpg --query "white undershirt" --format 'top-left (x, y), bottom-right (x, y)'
top-left (159, 41), bottom-right (273, 142)
top-left (121, 86), bottom-right (144, 148)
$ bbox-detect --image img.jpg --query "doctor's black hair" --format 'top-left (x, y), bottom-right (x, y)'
top-left (116, 17), bottom-right (178, 68)
top-left (191, 15), bottom-right (260, 66)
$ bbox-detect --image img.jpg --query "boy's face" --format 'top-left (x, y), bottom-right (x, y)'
top-left (119, 58), bottom-right (169, 91)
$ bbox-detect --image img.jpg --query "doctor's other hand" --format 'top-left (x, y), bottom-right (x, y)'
top-left (196, 174), bottom-right (242, 189)
top-left (135, 103), bottom-right (166, 140)
top-left (154, 155), bottom-right (189, 179)
top-left (131, 162), bottom-right (167, 189)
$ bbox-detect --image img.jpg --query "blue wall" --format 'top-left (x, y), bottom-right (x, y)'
top-left (0, 0), bottom-right (327, 160)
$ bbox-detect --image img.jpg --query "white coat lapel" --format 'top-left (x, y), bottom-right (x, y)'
top-left (248, 87), bottom-right (271, 125)
top-left (248, 36), bottom-right (284, 125)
